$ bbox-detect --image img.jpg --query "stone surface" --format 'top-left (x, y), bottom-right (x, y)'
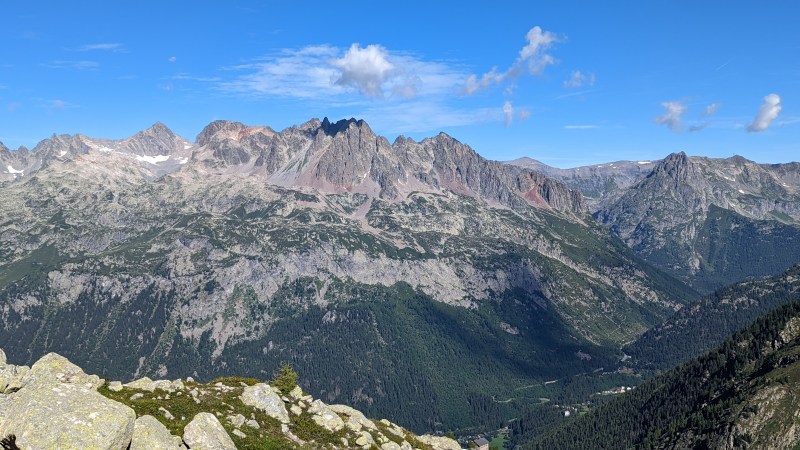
top-left (0, 376), bottom-right (135, 449)
top-left (240, 383), bottom-right (290, 423)
top-left (290, 404), bottom-right (302, 416)
top-left (108, 381), bottom-right (123, 391)
top-left (0, 348), bottom-right (5, 365)
top-left (417, 434), bottom-right (462, 450)
top-left (227, 413), bottom-right (246, 428)
top-left (355, 430), bottom-right (375, 446)
top-left (183, 412), bottom-right (237, 450)
top-left (125, 376), bottom-right (156, 391)
top-left (29, 352), bottom-right (103, 389)
top-left (130, 415), bottom-right (183, 450)
top-left (308, 399), bottom-right (345, 432)
top-left (0, 364), bottom-right (30, 393)
top-left (329, 403), bottom-right (377, 431)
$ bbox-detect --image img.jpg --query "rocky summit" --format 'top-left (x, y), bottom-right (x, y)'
top-left (0, 350), bottom-right (460, 450)
top-left (0, 118), bottom-right (697, 432)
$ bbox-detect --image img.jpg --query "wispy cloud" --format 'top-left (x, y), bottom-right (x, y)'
top-left (463, 26), bottom-right (560, 95)
top-left (41, 60), bottom-right (99, 70)
top-left (168, 56), bottom-right (177, 63)
top-left (554, 89), bottom-right (596, 100)
top-left (358, 101), bottom-right (496, 134)
top-left (563, 70), bottom-right (595, 88)
top-left (75, 43), bottom-right (124, 52)
top-left (654, 101), bottom-right (687, 132)
top-left (747, 93), bottom-right (782, 132)
top-left (701, 103), bottom-right (720, 117)
top-left (219, 44), bottom-right (466, 101)
top-left (503, 101), bottom-right (514, 127)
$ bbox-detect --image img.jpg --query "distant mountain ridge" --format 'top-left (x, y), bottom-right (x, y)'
top-left (507, 152), bottom-right (800, 291)
top-left (0, 118), bottom-right (695, 433)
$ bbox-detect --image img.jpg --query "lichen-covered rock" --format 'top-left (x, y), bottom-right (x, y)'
top-left (289, 385), bottom-right (303, 399)
top-left (0, 378), bottom-right (135, 450)
top-left (170, 379), bottom-right (185, 391)
top-left (417, 434), bottom-right (462, 450)
top-left (130, 415), bottom-right (184, 450)
top-left (108, 381), bottom-right (124, 392)
top-left (308, 399), bottom-right (345, 432)
top-left (183, 412), bottom-right (236, 450)
top-left (125, 377), bottom-right (156, 391)
top-left (240, 383), bottom-right (289, 423)
top-left (0, 348), bottom-right (5, 365)
top-left (381, 442), bottom-right (402, 450)
top-left (0, 364), bottom-right (30, 393)
top-left (329, 404), bottom-right (377, 431)
top-left (355, 430), bottom-right (375, 447)
top-left (227, 413), bottom-right (246, 428)
top-left (29, 352), bottom-right (103, 389)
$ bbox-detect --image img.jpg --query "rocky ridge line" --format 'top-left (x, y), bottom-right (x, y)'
top-left (0, 349), bottom-right (459, 450)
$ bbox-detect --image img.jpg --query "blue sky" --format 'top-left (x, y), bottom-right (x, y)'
top-left (1, 1), bottom-right (798, 167)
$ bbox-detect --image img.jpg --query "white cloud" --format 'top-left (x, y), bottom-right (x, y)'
top-left (747, 93), bottom-right (782, 132)
top-left (463, 68), bottom-right (505, 95)
top-left (701, 103), bottom-right (720, 117)
top-left (564, 70), bottom-right (596, 88)
top-left (519, 109), bottom-right (531, 121)
top-left (220, 44), bottom-right (465, 101)
top-left (168, 56), bottom-right (177, 63)
top-left (503, 101), bottom-right (514, 127)
top-left (518, 26), bottom-right (559, 75)
top-left (76, 43), bottom-right (124, 52)
top-left (41, 60), bottom-right (99, 70)
top-left (564, 124), bottom-right (599, 129)
top-left (333, 44), bottom-right (395, 98)
top-left (654, 101), bottom-right (687, 132)
top-left (463, 25), bottom-right (560, 95)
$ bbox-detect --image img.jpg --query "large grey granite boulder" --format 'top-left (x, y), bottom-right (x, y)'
top-left (308, 399), bottom-right (345, 432)
top-left (29, 352), bottom-right (103, 389)
top-left (0, 375), bottom-right (135, 449)
top-left (417, 434), bottom-right (462, 450)
top-left (329, 404), bottom-right (377, 431)
top-left (240, 383), bottom-right (289, 423)
top-left (182, 412), bottom-right (237, 450)
top-left (0, 364), bottom-right (30, 394)
top-left (130, 415), bottom-right (185, 450)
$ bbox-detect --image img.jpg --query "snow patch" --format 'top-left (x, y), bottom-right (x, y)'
top-left (637, 161), bottom-right (651, 164)
top-left (135, 154), bottom-right (170, 164)
top-left (176, 157), bottom-right (189, 165)
top-left (738, 189), bottom-right (745, 194)
top-left (183, 143), bottom-right (193, 150)
top-left (6, 165), bottom-right (24, 175)
top-left (58, 150), bottom-right (67, 157)
top-left (84, 140), bottom-right (113, 153)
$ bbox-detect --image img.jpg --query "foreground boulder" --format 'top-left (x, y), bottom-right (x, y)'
top-left (130, 415), bottom-right (185, 450)
top-left (0, 353), bottom-right (135, 450)
top-left (183, 412), bottom-right (237, 450)
top-left (240, 383), bottom-right (290, 423)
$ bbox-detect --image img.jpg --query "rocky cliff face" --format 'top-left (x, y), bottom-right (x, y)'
top-left (0, 118), bottom-right (694, 432)
top-left (0, 350), bottom-right (459, 450)
top-left (594, 152), bottom-right (800, 291)
top-left (505, 157), bottom-right (657, 210)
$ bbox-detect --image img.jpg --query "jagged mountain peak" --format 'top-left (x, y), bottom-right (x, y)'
top-left (195, 120), bottom-right (275, 147)
top-left (318, 117), bottom-right (370, 137)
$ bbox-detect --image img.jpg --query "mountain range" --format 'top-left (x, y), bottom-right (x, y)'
top-left (507, 154), bottom-right (800, 291)
top-left (1, 118), bottom-right (798, 440)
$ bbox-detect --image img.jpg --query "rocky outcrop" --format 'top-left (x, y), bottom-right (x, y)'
top-left (131, 415), bottom-right (185, 450)
top-left (240, 383), bottom-right (290, 423)
top-left (0, 353), bottom-right (135, 450)
top-left (417, 434), bottom-right (462, 450)
top-left (182, 412), bottom-right (237, 450)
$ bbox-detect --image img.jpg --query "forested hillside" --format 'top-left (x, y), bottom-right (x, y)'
top-left (525, 300), bottom-right (800, 449)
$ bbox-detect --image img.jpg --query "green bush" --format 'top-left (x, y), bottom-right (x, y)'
top-left (271, 362), bottom-right (298, 395)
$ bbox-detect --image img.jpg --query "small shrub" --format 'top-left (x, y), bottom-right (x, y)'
top-left (271, 362), bottom-right (298, 395)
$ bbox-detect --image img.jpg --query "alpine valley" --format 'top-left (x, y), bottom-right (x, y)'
top-left (1, 118), bottom-right (799, 448)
